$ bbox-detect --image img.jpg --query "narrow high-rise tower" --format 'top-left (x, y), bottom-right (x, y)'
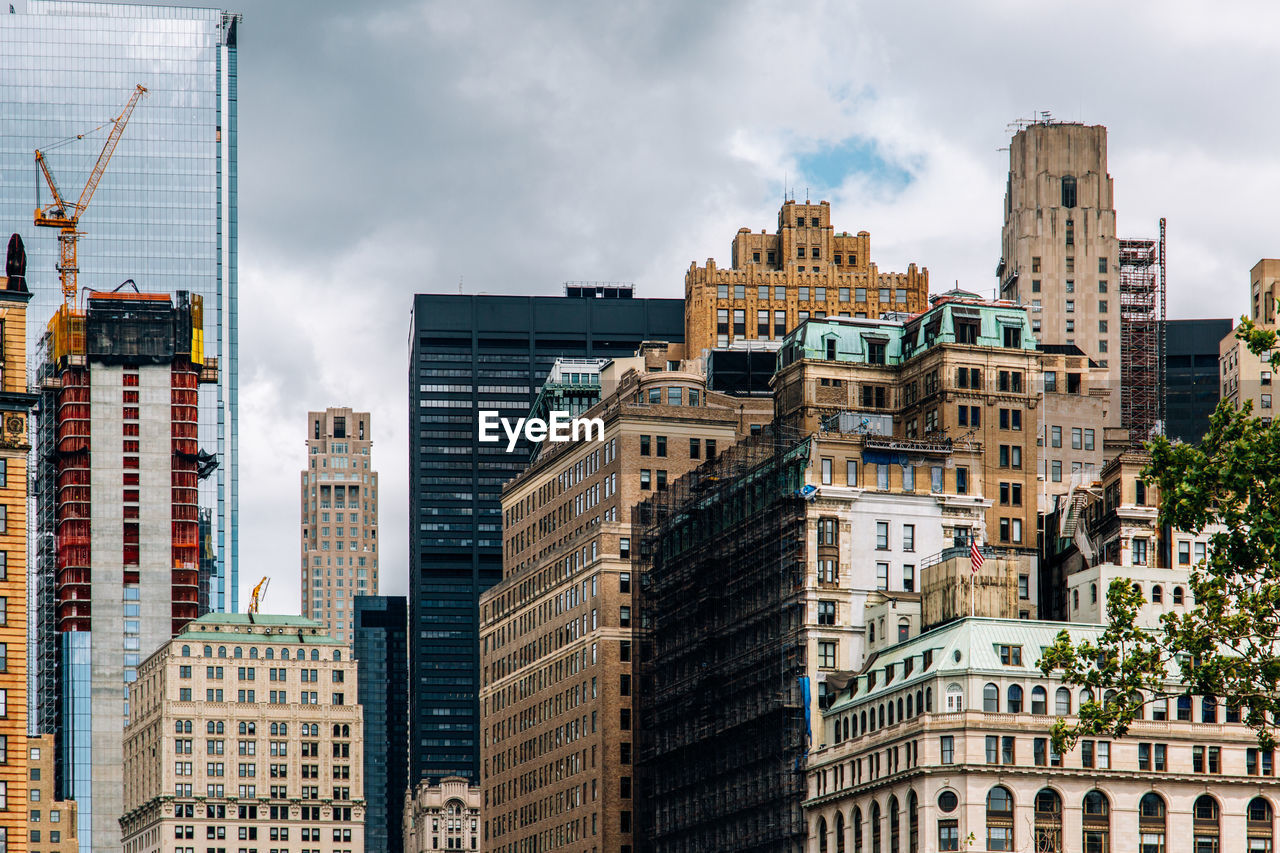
top-left (35, 290), bottom-right (218, 853)
top-left (0, 239), bottom-right (36, 853)
top-left (301, 408), bottom-right (378, 641)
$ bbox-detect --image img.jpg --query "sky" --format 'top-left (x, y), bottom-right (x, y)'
top-left (229, 0), bottom-right (1280, 613)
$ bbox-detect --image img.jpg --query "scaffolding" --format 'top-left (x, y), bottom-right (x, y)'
top-left (634, 429), bottom-right (810, 853)
top-left (1119, 219), bottom-right (1166, 444)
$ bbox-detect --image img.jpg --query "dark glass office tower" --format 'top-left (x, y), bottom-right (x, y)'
top-left (1165, 318), bottom-right (1231, 444)
top-left (408, 290), bottom-right (683, 784)
top-left (354, 595), bottom-right (409, 853)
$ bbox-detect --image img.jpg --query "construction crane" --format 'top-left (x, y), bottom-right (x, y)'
top-left (34, 83), bottom-right (148, 304)
top-left (248, 576), bottom-right (271, 616)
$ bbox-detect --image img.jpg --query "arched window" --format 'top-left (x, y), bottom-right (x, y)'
top-left (1202, 696), bottom-right (1218, 723)
top-left (233, 647), bottom-right (242, 659)
top-left (889, 796), bottom-right (900, 853)
top-left (1152, 585), bottom-right (1163, 603)
top-left (1194, 795), bottom-right (1220, 851)
top-left (1248, 797), bottom-right (1273, 850)
top-left (1129, 691), bottom-right (1145, 720)
top-left (897, 617), bottom-right (910, 643)
top-left (915, 689), bottom-right (923, 714)
top-left (1082, 790), bottom-right (1110, 853)
top-left (1034, 789), bottom-right (1063, 853)
top-left (333, 724), bottom-right (342, 737)
top-left (860, 711), bottom-right (867, 733)
top-left (896, 697), bottom-right (903, 722)
top-left (878, 704), bottom-right (885, 729)
top-left (1139, 792), bottom-right (1166, 853)
top-left (1090, 583), bottom-right (1098, 603)
top-left (888, 702), bottom-right (895, 727)
top-left (853, 806), bottom-right (863, 853)
top-left (249, 647), bottom-right (258, 659)
top-left (174, 720), bottom-right (185, 733)
top-left (906, 694), bottom-right (913, 718)
top-left (1031, 686), bottom-right (1048, 715)
top-left (217, 646), bottom-right (226, 658)
top-left (1103, 690), bottom-right (1117, 708)
top-left (265, 647), bottom-right (274, 660)
top-left (871, 800), bottom-right (882, 853)
top-left (1173, 586), bottom-right (1185, 605)
top-left (181, 645), bottom-right (190, 657)
top-left (1177, 694), bottom-right (1193, 720)
top-left (983, 683), bottom-right (999, 712)
top-left (1073, 589), bottom-right (1079, 609)
top-left (1055, 687), bottom-right (1071, 716)
top-left (842, 716), bottom-right (850, 741)
top-left (835, 811), bottom-right (846, 853)
top-left (203, 645), bottom-right (212, 657)
top-left (311, 648), bottom-right (320, 661)
top-left (986, 787), bottom-right (1014, 851)
top-left (1080, 687), bottom-right (1094, 707)
top-left (925, 687), bottom-right (933, 712)
top-left (907, 790), bottom-right (919, 853)
top-left (281, 649), bottom-right (290, 660)
top-left (818, 817), bottom-right (829, 853)
top-left (1007, 684), bottom-right (1023, 713)
top-left (946, 684), bottom-right (963, 713)
top-left (334, 650), bottom-right (342, 661)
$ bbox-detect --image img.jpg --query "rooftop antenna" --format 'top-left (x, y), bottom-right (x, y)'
top-left (458, 276), bottom-right (463, 294)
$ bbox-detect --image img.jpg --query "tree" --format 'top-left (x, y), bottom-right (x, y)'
top-left (1040, 318), bottom-right (1280, 752)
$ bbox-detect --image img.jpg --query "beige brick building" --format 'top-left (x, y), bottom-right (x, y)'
top-left (479, 344), bottom-right (770, 853)
top-left (403, 776), bottom-right (482, 853)
top-left (27, 735), bottom-right (76, 853)
top-left (1221, 259), bottom-right (1280, 422)
top-left (683, 200), bottom-right (929, 354)
top-left (1036, 345), bottom-right (1124, 508)
top-left (773, 293), bottom-right (1042, 560)
top-left (302, 408), bottom-right (379, 642)
top-left (120, 613), bottom-right (364, 853)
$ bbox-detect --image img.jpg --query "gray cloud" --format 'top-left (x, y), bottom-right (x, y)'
top-left (230, 0), bottom-right (1280, 612)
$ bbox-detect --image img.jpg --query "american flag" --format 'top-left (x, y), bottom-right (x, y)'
top-left (970, 539), bottom-right (984, 574)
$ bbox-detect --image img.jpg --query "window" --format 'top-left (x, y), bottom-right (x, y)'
top-left (940, 736), bottom-right (955, 764)
top-left (846, 460), bottom-right (857, 486)
top-left (987, 787), bottom-right (1014, 851)
top-left (821, 457), bottom-right (832, 485)
top-left (818, 641), bottom-right (836, 669)
top-left (1018, 574), bottom-right (1030, 600)
top-left (817, 601), bottom-right (836, 626)
top-left (1082, 790), bottom-right (1110, 853)
top-left (639, 470), bottom-right (650, 490)
top-left (998, 645), bottom-right (1022, 666)
top-left (983, 682), bottom-right (999, 712)
top-left (1055, 687), bottom-right (1071, 716)
top-left (1007, 684), bottom-right (1023, 712)
top-left (876, 521), bottom-right (889, 550)
top-left (875, 563), bottom-right (888, 590)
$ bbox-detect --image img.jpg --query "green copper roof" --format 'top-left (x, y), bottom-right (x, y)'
top-left (778, 298), bottom-right (1038, 370)
top-left (177, 612), bottom-right (344, 645)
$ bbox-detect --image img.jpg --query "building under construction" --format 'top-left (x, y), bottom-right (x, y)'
top-left (634, 431), bottom-right (810, 853)
top-left (1119, 220), bottom-right (1167, 443)
top-left (33, 290), bottom-right (218, 847)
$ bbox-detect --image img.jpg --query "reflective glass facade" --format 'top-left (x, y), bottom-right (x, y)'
top-left (355, 595), bottom-right (409, 853)
top-left (0, 0), bottom-right (240, 611)
top-left (408, 293), bottom-right (683, 784)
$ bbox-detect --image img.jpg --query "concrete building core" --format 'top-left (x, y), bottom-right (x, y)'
top-left (301, 408), bottom-right (379, 642)
top-left (34, 291), bottom-right (218, 853)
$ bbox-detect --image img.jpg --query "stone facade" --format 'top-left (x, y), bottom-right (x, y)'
top-left (301, 407), bottom-right (379, 642)
top-left (403, 777), bottom-right (482, 853)
top-left (1000, 122), bottom-right (1120, 414)
top-left (804, 617), bottom-right (1278, 853)
top-left (683, 200), bottom-right (928, 354)
top-left (1220, 259), bottom-right (1280, 422)
top-left (120, 614), bottom-right (364, 853)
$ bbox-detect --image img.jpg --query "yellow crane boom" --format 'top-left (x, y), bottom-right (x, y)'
top-left (248, 576), bottom-right (270, 615)
top-left (34, 83), bottom-right (147, 303)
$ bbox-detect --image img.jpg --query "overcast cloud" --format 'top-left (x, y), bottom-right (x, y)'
top-left (231, 0), bottom-right (1280, 613)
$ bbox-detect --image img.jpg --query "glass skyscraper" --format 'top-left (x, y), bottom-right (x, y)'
top-left (0, 0), bottom-right (240, 615)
